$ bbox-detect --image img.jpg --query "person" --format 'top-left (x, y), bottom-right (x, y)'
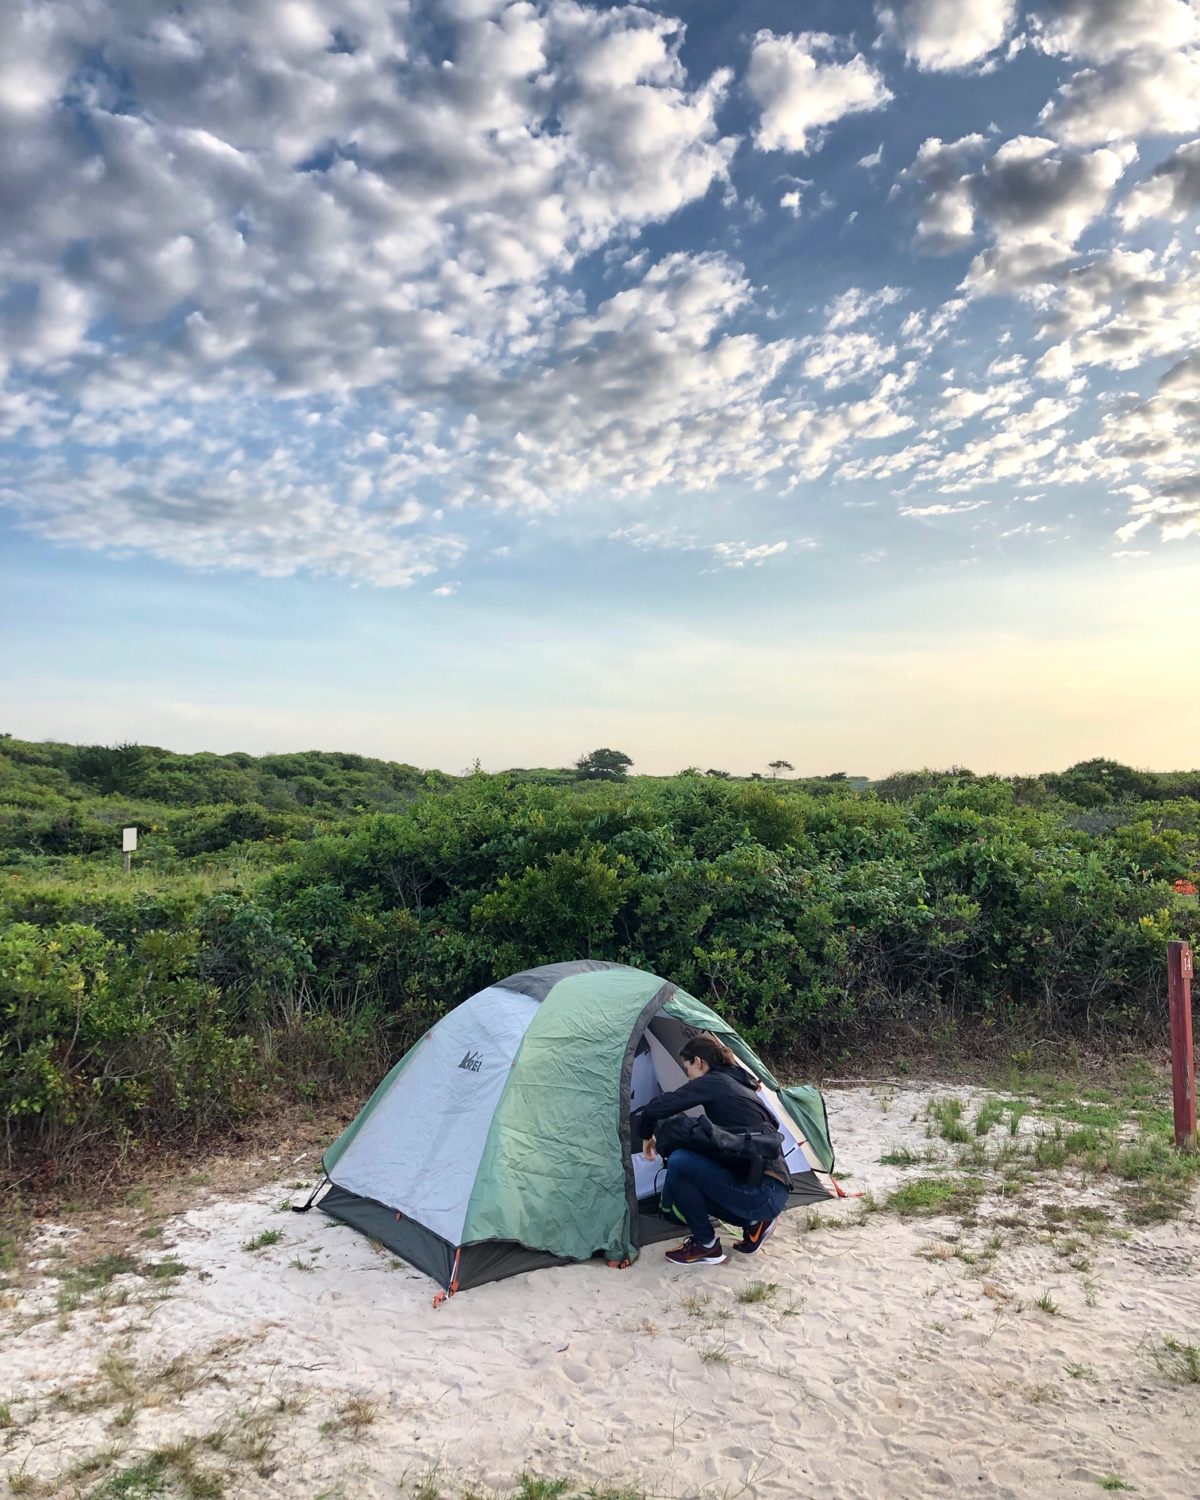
top-left (631, 1033), bottom-right (789, 1266)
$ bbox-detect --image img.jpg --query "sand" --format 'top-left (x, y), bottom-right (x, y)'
top-left (2, 1083), bottom-right (1198, 1499)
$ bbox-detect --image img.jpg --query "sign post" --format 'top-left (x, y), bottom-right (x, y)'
top-left (122, 826), bottom-right (137, 876)
top-left (1168, 940), bottom-right (1195, 1152)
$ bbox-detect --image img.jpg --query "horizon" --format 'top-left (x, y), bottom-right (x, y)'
top-left (3, 1), bottom-right (1199, 766)
top-left (5, 728), bottom-right (1193, 785)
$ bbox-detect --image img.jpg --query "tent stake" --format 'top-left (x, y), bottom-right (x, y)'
top-left (291, 1174), bottom-right (329, 1212)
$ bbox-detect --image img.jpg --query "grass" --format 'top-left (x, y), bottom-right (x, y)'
top-left (92, 1456), bottom-right (169, 1498)
top-left (241, 1229), bottom-right (283, 1253)
top-left (320, 1394), bottom-right (377, 1437)
top-left (886, 1176), bottom-right (983, 1217)
top-left (54, 1254), bottom-right (141, 1295)
top-left (66, 1447), bottom-right (123, 1482)
top-left (1150, 1335), bottom-right (1200, 1385)
top-left (698, 1342), bottom-right (730, 1366)
top-left (973, 1098), bottom-right (1006, 1136)
top-left (736, 1280), bottom-right (779, 1305)
top-left (1034, 1289), bottom-right (1061, 1316)
top-left (513, 1479), bottom-right (570, 1500)
top-left (1097, 1477), bottom-right (1133, 1492)
top-left (878, 1144), bottom-right (937, 1167)
top-left (143, 1257), bottom-right (188, 1280)
top-left (929, 1097), bottom-right (970, 1144)
top-left (1006, 1101), bottom-right (1028, 1136)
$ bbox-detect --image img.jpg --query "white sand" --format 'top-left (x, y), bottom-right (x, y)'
top-left (2, 1084), bottom-right (1198, 1498)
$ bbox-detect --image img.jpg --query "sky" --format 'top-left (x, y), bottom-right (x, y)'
top-left (2, 0), bottom-right (1199, 777)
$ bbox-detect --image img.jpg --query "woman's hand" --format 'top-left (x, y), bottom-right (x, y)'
top-left (642, 1136), bottom-right (657, 1161)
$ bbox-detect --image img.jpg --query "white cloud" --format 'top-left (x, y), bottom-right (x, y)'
top-left (900, 132), bottom-right (1137, 289)
top-left (1118, 139), bottom-right (1200, 226)
top-left (876, 0), bottom-right (1019, 72)
top-left (896, 135), bottom-right (988, 250)
top-left (608, 524), bottom-right (793, 570)
top-left (0, 0), bottom-right (762, 580)
top-left (900, 499), bottom-right (988, 516)
top-left (1040, 48), bottom-right (1200, 145)
top-left (825, 286), bottom-right (904, 328)
top-left (1029, 0), bottom-right (1200, 64)
top-left (708, 539), bottom-right (789, 568)
top-left (746, 31), bottom-right (891, 154)
top-left (802, 331), bottom-right (897, 387)
top-left (1116, 477), bottom-right (1200, 541)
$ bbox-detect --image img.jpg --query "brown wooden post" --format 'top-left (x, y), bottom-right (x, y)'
top-left (1168, 940), bottom-right (1196, 1152)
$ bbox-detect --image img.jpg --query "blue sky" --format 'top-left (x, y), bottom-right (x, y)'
top-left (2, 0), bottom-right (1199, 775)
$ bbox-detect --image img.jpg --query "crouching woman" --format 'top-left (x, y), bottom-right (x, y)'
top-left (632, 1034), bottom-right (789, 1267)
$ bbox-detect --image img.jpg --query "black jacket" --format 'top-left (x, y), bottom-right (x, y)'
top-left (632, 1062), bottom-right (776, 1141)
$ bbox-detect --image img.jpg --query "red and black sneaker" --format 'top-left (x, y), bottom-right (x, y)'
top-left (734, 1217), bottom-right (779, 1255)
top-left (665, 1236), bottom-right (727, 1266)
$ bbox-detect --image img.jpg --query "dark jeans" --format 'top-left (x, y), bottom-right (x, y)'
top-left (660, 1149), bottom-right (790, 1245)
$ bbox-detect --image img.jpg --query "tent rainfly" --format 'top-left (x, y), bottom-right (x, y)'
top-left (303, 960), bottom-right (837, 1298)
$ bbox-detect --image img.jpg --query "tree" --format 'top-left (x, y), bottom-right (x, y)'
top-left (705, 768), bottom-right (732, 780)
top-left (767, 759), bottom-right (794, 779)
top-left (573, 747), bottom-right (633, 782)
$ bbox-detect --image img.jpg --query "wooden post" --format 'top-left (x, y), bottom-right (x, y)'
top-left (1168, 940), bottom-right (1196, 1152)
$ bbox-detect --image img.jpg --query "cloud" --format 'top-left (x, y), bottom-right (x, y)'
top-left (801, 330), bottom-right (897, 387)
top-left (746, 31), bottom-right (891, 154)
top-left (0, 0), bottom-right (759, 580)
top-left (899, 499), bottom-right (988, 517)
top-left (1039, 48), bottom-right (1200, 145)
top-left (825, 286), bottom-right (904, 328)
top-left (1118, 139), bottom-right (1200, 226)
top-left (899, 132), bottom-right (1137, 292)
top-left (895, 135), bottom-right (989, 250)
top-left (0, 0), bottom-right (737, 400)
top-left (1033, 250), bottom-right (1200, 381)
top-left (1029, 0), bottom-right (1199, 63)
top-left (1116, 476), bottom-right (1200, 541)
top-left (876, 0), bottom-right (1018, 72)
top-left (608, 524), bottom-right (794, 569)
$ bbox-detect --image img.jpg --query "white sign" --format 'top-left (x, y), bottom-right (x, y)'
top-left (122, 827), bottom-right (138, 853)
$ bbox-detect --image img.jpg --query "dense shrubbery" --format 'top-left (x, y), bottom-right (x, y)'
top-left (2, 734), bottom-right (1198, 1171)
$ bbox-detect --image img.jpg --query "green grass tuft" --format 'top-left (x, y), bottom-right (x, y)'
top-left (886, 1176), bottom-right (983, 1217)
top-left (973, 1098), bottom-right (1005, 1136)
top-left (736, 1280), bottom-right (779, 1305)
top-left (1151, 1335), bottom-right (1200, 1385)
top-left (929, 1097), bottom-right (970, 1144)
top-left (512, 1478), bottom-right (570, 1500)
top-left (241, 1229), bottom-right (284, 1253)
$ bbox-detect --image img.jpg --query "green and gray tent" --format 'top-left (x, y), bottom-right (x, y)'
top-left (314, 960), bottom-right (836, 1296)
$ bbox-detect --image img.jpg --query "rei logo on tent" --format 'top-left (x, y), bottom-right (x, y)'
top-left (458, 1050), bottom-right (484, 1072)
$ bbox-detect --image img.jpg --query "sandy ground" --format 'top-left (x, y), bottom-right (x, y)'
top-left (1, 1084), bottom-right (1198, 1500)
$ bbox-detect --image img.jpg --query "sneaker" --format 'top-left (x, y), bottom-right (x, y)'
top-left (734, 1217), bottom-right (779, 1255)
top-left (665, 1236), bottom-right (727, 1266)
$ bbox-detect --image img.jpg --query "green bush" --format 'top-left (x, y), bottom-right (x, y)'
top-left (3, 736), bottom-right (1199, 1169)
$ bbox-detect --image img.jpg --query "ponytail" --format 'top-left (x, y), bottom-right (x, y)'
top-left (678, 1032), bottom-right (737, 1070)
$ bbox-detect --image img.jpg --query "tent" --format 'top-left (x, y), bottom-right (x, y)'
top-left (308, 960), bottom-right (836, 1297)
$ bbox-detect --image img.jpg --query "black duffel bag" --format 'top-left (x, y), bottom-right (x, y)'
top-left (653, 1113), bottom-right (792, 1189)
